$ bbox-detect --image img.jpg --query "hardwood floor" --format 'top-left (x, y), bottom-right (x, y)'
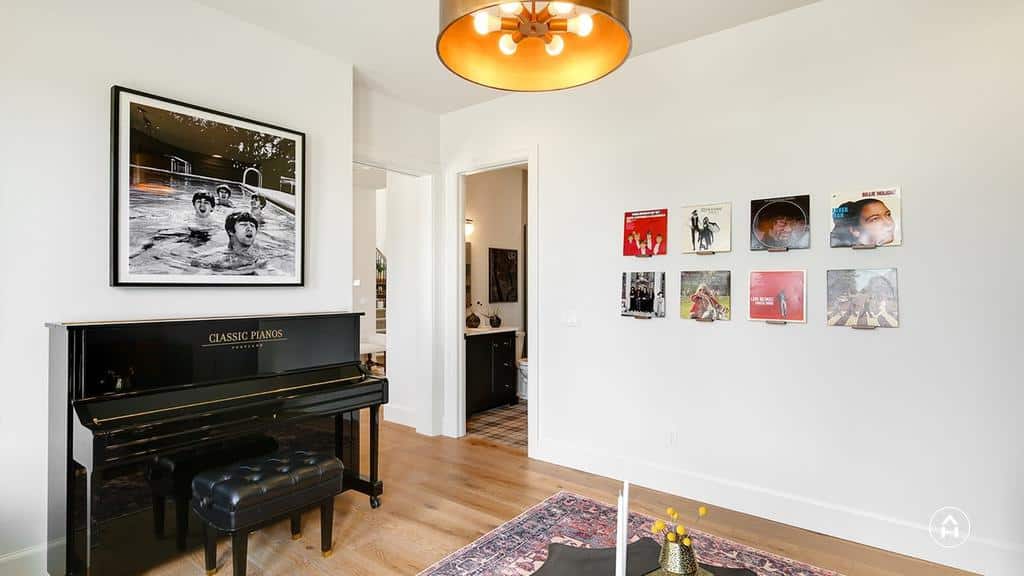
top-left (143, 416), bottom-right (974, 575)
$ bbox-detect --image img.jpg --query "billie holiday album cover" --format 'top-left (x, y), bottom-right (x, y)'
top-left (830, 188), bottom-right (902, 248)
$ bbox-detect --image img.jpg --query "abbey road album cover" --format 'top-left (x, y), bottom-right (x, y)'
top-left (748, 270), bottom-right (806, 322)
top-left (682, 203), bottom-right (731, 253)
top-left (623, 209), bottom-right (668, 256)
top-left (680, 271), bottom-right (731, 320)
top-left (750, 195), bottom-right (810, 251)
top-left (830, 188), bottom-right (902, 248)
top-left (621, 272), bottom-right (667, 318)
top-left (826, 268), bottom-right (899, 327)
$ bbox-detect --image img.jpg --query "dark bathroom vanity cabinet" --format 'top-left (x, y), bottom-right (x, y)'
top-left (465, 328), bottom-right (518, 417)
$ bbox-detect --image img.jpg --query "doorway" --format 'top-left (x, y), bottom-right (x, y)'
top-left (462, 164), bottom-right (529, 449)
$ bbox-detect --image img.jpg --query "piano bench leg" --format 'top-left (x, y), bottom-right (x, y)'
top-left (175, 496), bottom-right (189, 551)
top-left (232, 531), bottom-right (248, 576)
top-left (320, 498), bottom-right (334, 557)
top-left (152, 494), bottom-right (166, 537)
top-left (290, 513), bottom-right (302, 540)
top-left (203, 523), bottom-right (218, 575)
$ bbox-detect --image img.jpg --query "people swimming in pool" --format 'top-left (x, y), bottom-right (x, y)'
top-left (191, 211), bottom-right (266, 273)
top-left (215, 185), bottom-right (234, 208)
top-left (249, 193), bottom-right (267, 224)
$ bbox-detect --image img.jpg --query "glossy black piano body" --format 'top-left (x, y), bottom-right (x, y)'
top-left (47, 312), bottom-right (386, 576)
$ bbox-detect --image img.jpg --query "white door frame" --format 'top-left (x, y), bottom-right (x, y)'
top-left (354, 157), bottom-right (444, 437)
top-left (442, 145), bottom-right (540, 457)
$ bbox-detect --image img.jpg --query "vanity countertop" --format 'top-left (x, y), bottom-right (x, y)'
top-left (464, 325), bottom-right (521, 337)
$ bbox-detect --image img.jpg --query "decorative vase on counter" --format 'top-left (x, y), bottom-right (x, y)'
top-left (466, 312), bottom-right (481, 329)
top-left (488, 313), bottom-right (502, 328)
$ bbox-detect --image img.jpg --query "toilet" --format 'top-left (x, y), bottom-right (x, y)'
top-left (515, 332), bottom-right (527, 400)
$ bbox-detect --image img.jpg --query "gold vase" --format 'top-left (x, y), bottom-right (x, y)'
top-left (652, 540), bottom-right (713, 576)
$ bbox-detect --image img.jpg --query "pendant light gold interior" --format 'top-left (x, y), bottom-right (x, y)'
top-left (437, 0), bottom-right (631, 92)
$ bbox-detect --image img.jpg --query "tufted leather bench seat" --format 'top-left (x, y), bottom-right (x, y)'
top-left (191, 450), bottom-right (343, 576)
top-left (147, 435), bottom-right (278, 550)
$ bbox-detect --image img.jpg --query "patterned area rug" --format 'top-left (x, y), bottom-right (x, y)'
top-left (418, 492), bottom-right (841, 576)
top-left (466, 402), bottom-right (527, 449)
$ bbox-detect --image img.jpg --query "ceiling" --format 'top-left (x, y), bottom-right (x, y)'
top-left (197, 0), bottom-right (819, 114)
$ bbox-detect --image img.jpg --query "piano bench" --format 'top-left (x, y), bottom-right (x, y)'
top-left (191, 450), bottom-right (344, 576)
top-left (146, 435), bottom-right (278, 551)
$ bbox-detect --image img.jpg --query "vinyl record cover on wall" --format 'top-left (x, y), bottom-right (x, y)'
top-left (111, 86), bottom-right (305, 286)
top-left (682, 203), bottom-right (731, 253)
top-left (827, 268), bottom-right (899, 327)
top-left (621, 272), bottom-right (667, 318)
top-left (623, 209), bottom-right (668, 256)
top-left (680, 271), bottom-right (731, 320)
top-left (750, 196), bottom-right (810, 251)
top-left (830, 188), bottom-right (902, 248)
top-left (748, 270), bottom-right (806, 322)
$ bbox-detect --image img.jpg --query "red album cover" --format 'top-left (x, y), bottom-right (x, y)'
top-left (623, 209), bottom-right (668, 256)
top-left (748, 270), bottom-right (806, 322)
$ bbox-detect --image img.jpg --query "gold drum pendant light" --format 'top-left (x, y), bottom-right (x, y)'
top-left (437, 1), bottom-right (631, 92)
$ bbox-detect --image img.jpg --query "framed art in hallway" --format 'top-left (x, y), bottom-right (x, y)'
top-left (830, 187), bottom-right (902, 248)
top-left (748, 270), bottom-right (806, 322)
top-left (680, 271), bottom-right (731, 320)
top-left (623, 209), bottom-right (668, 256)
top-left (750, 195), bottom-right (810, 251)
top-left (827, 268), bottom-right (899, 327)
top-left (111, 86), bottom-right (305, 286)
top-left (488, 247), bottom-right (518, 303)
top-left (621, 272), bottom-right (667, 318)
top-left (682, 203), bottom-right (731, 253)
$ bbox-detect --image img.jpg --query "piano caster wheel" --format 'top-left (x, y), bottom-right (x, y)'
top-left (370, 496), bottom-right (381, 509)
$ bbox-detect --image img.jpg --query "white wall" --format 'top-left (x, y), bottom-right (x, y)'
top-left (0, 0), bottom-right (353, 570)
top-left (354, 86), bottom-right (446, 436)
top-left (441, 0), bottom-right (1023, 573)
top-left (465, 166), bottom-right (527, 329)
top-left (383, 172), bottom-right (434, 429)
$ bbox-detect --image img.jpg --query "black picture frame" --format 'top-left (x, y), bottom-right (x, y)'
top-left (110, 86), bottom-right (306, 286)
top-left (488, 248), bottom-right (518, 303)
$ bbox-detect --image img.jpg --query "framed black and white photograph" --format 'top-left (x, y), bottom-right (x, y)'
top-left (111, 86), bottom-right (305, 286)
top-left (488, 248), bottom-right (518, 303)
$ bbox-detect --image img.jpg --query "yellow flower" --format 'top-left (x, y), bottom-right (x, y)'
top-left (666, 507), bottom-right (676, 518)
top-left (652, 520), bottom-right (666, 533)
top-left (683, 537), bottom-right (692, 547)
top-left (698, 506), bottom-right (708, 518)
top-left (676, 525), bottom-right (687, 536)
top-left (667, 532), bottom-right (677, 542)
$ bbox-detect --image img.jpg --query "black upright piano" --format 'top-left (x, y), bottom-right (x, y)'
top-left (47, 312), bottom-right (387, 576)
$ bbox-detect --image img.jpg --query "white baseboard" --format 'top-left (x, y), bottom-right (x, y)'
top-left (534, 436), bottom-right (1021, 576)
top-left (0, 541), bottom-right (47, 575)
top-left (383, 403), bottom-right (417, 429)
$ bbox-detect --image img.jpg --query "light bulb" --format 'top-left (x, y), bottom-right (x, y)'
top-left (548, 2), bottom-right (574, 16)
top-left (567, 13), bottom-right (594, 37)
top-left (498, 33), bottom-right (518, 55)
top-left (500, 2), bottom-right (523, 15)
top-left (473, 12), bottom-right (501, 35)
top-left (545, 34), bottom-right (564, 56)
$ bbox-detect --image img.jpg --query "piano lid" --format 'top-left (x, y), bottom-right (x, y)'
top-left (61, 313), bottom-right (362, 401)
